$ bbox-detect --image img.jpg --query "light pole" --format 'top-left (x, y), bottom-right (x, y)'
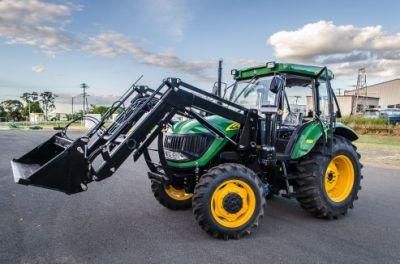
top-left (71, 95), bottom-right (84, 114)
top-left (26, 92), bottom-right (38, 121)
top-left (80, 83), bottom-right (89, 114)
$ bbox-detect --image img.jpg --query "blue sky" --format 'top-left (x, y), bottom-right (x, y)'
top-left (0, 0), bottom-right (399, 112)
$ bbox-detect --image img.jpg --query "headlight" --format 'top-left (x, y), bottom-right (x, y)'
top-left (164, 149), bottom-right (189, 161)
top-left (266, 61), bottom-right (276, 69)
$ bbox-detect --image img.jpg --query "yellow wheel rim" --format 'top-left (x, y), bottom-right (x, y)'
top-left (210, 179), bottom-right (256, 228)
top-left (165, 186), bottom-right (193, 201)
top-left (324, 155), bottom-right (355, 203)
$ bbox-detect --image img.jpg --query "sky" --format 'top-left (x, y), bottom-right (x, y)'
top-left (0, 0), bottom-right (400, 112)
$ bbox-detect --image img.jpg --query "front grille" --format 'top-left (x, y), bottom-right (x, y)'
top-left (164, 134), bottom-right (214, 159)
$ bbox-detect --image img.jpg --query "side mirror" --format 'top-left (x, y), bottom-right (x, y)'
top-left (269, 77), bottom-right (283, 93)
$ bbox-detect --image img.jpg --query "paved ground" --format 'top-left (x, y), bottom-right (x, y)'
top-left (1, 131), bottom-right (399, 264)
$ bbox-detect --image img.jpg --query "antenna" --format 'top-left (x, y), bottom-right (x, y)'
top-left (352, 68), bottom-right (367, 115)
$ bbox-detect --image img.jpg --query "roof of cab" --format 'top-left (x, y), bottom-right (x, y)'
top-left (234, 62), bottom-right (334, 80)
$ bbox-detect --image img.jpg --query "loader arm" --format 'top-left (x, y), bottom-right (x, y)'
top-left (11, 78), bottom-right (253, 194)
top-left (92, 78), bottom-right (248, 181)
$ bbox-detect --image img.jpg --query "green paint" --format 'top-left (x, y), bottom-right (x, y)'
top-left (167, 137), bottom-right (227, 168)
top-left (234, 62), bottom-right (334, 81)
top-left (167, 115), bottom-right (239, 168)
top-left (291, 121), bottom-right (325, 159)
top-left (171, 115), bottom-right (239, 137)
top-left (291, 121), bottom-right (359, 159)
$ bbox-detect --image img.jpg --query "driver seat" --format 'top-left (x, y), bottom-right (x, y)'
top-left (282, 112), bottom-right (304, 127)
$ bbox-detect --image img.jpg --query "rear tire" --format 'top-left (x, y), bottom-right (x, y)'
top-left (192, 163), bottom-right (265, 239)
top-left (151, 181), bottom-right (192, 210)
top-left (293, 135), bottom-right (362, 218)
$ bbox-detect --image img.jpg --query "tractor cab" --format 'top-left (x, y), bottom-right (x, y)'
top-left (227, 62), bottom-right (342, 158)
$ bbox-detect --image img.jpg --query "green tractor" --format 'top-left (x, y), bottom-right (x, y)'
top-left (11, 62), bottom-right (362, 239)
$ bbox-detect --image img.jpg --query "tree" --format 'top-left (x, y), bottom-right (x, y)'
top-left (0, 105), bottom-right (7, 121)
top-left (20, 92), bottom-right (39, 105)
top-left (22, 101), bottom-right (43, 117)
top-left (40, 92), bottom-right (57, 121)
top-left (20, 92), bottom-right (42, 119)
top-left (0, 100), bottom-right (24, 121)
top-left (66, 111), bottom-right (83, 121)
top-left (88, 105), bottom-right (110, 116)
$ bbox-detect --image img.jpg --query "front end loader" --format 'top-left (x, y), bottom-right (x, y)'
top-left (11, 62), bottom-right (363, 239)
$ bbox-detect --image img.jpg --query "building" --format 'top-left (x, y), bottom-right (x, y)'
top-left (336, 95), bottom-right (379, 116)
top-left (29, 113), bottom-right (45, 123)
top-left (344, 79), bottom-right (400, 109)
top-left (306, 94), bottom-right (379, 116)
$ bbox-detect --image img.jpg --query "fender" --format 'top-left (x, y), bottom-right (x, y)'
top-left (334, 122), bottom-right (358, 141)
top-left (291, 122), bottom-right (358, 159)
top-left (290, 122), bottom-right (324, 159)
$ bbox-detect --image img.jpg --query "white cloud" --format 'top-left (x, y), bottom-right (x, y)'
top-left (31, 64), bottom-right (45, 73)
top-left (0, 0), bottom-right (81, 52)
top-left (84, 32), bottom-right (215, 80)
top-left (268, 20), bottom-right (400, 77)
top-left (0, 0), bottom-right (213, 80)
top-left (330, 60), bottom-right (400, 78)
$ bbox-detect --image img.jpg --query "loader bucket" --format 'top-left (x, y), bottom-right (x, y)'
top-left (11, 132), bottom-right (90, 194)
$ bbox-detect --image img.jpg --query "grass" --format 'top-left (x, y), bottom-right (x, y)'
top-left (339, 116), bottom-right (389, 126)
top-left (356, 135), bottom-right (400, 149)
top-left (355, 135), bottom-right (400, 168)
top-left (338, 116), bottom-right (400, 135)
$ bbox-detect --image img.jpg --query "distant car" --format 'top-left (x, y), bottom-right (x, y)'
top-left (363, 109), bottom-right (380, 119)
top-left (380, 108), bottom-right (400, 125)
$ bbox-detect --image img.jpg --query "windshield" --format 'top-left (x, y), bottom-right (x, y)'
top-left (364, 110), bottom-right (380, 117)
top-left (230, 76), bottom-right (276, 109)
top-left (381, 109), bottom-right (400, 115)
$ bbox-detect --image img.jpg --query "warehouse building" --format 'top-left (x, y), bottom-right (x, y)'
top-left (336, 95), bottom-right (379, 116)
top-left (344, 79), bottom-right (400, 109)
top-left (306, 94), bottom-right (379, 116)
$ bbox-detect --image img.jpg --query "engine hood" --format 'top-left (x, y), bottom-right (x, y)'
top-left (170, 115), bottom-right (240, 137)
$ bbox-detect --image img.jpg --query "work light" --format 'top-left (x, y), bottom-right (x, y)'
top-left (266, 61), bottom-right (276, 69)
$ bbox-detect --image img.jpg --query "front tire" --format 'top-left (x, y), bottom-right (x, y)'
top-left (192, 164), bottom-right (265, 239)
top-left (151, 181), bottom-right (192, 210)
top-left (293, 135), bottom-right (362, 218)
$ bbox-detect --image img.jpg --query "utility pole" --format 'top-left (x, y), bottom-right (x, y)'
top-left (26, 92), bottom-right (38, 121)
top-left (71, 96), bottom-right (74, 114)
top-left (80, 83), bottom-right (89, 114)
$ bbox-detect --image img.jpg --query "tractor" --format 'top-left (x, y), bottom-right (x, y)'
top-left (11, 62), bottom-right (362, 239)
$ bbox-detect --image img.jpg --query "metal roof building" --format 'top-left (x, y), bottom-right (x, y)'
top-left (344, 79), bottom-right (400, 109)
